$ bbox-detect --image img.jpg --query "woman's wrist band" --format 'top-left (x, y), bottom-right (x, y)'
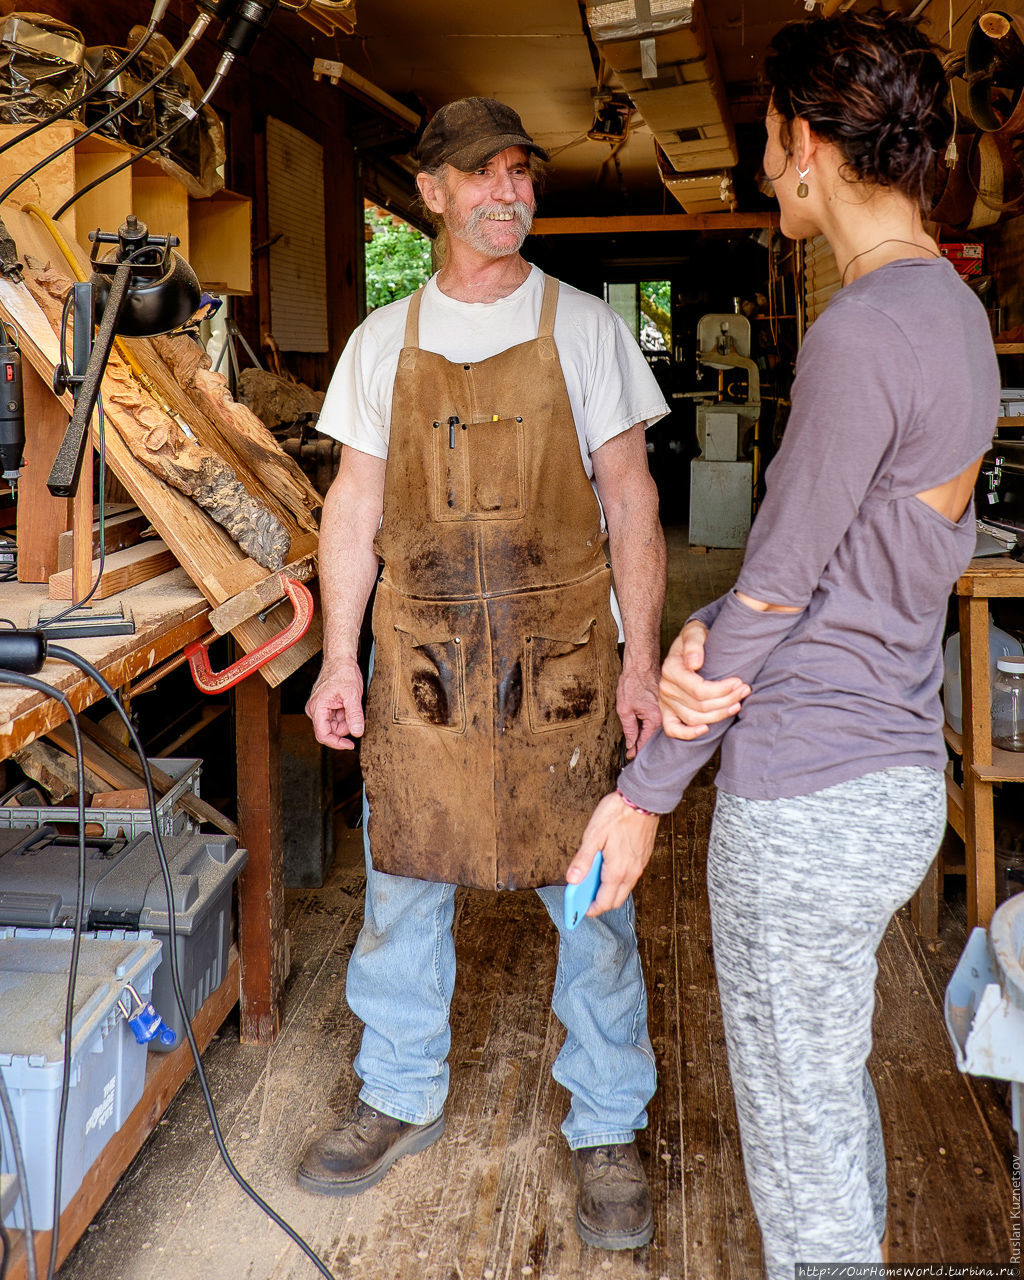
top-left (616, 789), bottom-right (656, 817)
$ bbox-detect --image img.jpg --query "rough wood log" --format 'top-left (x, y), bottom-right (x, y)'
top-left (151, 332), bottom-right (324, 519)
top-left (11, 739), bottom-right (106, 802)
top-left (237, 366), bottom-right (325, 428)
top-left (22, 258), bottom-right (292, 570)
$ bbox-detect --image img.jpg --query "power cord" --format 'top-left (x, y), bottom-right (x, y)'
top-left (0, 671), bottom-right (86, 1280)
top-left (42, 648), bottom-right (335, 1280)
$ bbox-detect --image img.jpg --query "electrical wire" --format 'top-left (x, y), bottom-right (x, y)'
top-left (45, 648), bottom-right (335, 1280)
top-left (0, 11), bottom-right (214, 213)
top-left (0, 0), bottom-right (170, 160)
top-left (0, 671), bottom-right (85, 1280)
top-left (53, 54), bottom-right (233, 222)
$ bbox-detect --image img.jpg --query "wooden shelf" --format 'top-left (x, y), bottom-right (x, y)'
top-left (4, 950), bottom-right (240, 1280)
top-left (995, 343), bottom-right (1024, 354)
top-left (947, 559), bottom-right (1024, 929)
top-left (0, 123), bottom-right (251, 295)
top-left (940, 723), bottom-right (1024, 777)
top-left (972, 753), bottom-right (1024, 782)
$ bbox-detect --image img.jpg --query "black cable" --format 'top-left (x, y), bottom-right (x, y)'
top-left (0, 1068), bottom-right (35, 1280)
top-left (0, 11), bottom-right (214, 213)
top-left (45, 648), bottom-right (335, 1280)
top-left (0, 0), bottom-right (170, 160)
top-left (0, 671), bottom-right (85, 1280)
top-left (53, 54), bottom-right (232, 222)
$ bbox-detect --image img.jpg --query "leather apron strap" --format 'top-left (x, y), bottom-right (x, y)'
top-left (404, 284), bottom-right (425, 349)
top-left (538, 275), bottom-right (558, 338)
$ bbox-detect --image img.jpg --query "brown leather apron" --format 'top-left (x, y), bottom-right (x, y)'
top-left (360, 275), bottom-right (622, 890)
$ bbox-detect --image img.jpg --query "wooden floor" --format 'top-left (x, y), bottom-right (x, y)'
top-left (58, 531), bottom-right (1016, 1279)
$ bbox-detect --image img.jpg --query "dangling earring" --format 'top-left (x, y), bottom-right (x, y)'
top-left (796, 164), bottom-right (810, 198)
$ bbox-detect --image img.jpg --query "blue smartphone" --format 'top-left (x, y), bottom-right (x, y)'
top-left (564, 851), bottom-right (603, 930)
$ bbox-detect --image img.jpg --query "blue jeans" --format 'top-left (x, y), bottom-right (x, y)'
top-left (347, 802), bottom-right (656, 1149)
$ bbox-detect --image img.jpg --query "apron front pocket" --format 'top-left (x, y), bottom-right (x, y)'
top-left (392, 627), bottom-right (467, 733)
top-left (525, 618), bottom-right (605, 733)
top-left (432, 416), bottom-right (525, 521)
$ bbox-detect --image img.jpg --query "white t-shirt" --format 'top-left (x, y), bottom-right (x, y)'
top-left (316, 264), bottom-right (669, 474)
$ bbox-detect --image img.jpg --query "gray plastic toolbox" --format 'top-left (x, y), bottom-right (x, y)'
top-left (0, 756), bottom-right (202, 839)
top-left (0, 926), bottom-right (162, 1229)
top-left (0, 827), bottom-right (248, 1052)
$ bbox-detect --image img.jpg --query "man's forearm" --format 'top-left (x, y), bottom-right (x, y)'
top-left (606, 491), bottom-right (666, 674)
top-left (609, 509), bottom-right (665, 670)
top-left (592, 425), bottom-right (666, 673)
top-left (318, 451), bottom-right (387, 666)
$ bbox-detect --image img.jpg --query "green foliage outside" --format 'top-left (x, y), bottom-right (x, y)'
top-left (365, 206), bottom-right (433, 312)
top-left (640, 280), bottom-right (671, 350)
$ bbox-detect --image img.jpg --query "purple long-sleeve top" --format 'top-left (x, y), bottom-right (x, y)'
top-left (619, 257), bottom-right (1000, 813)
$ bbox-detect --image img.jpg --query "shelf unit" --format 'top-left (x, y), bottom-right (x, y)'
top-left (919, 558), bottom-right (1024, 935)
top-left (0, 575), bottom-right (286, 1275)
top-left (0, 123), bottom-right (251, 294)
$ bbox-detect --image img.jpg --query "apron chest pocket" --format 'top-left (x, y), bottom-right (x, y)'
top-left (392, 628), bottom-right (467, 733)
top-left (432, 416), bottom-right (525, 521)
top-left (525, 619), bottom-right (605, 733)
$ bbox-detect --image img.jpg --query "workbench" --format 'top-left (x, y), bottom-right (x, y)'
top-left (924, 556), bottom-right (1024, 933)
top-left (0, 569), bottom-right (287, 1277)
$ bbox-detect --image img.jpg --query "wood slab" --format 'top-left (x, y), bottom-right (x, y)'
top-left (56, 506), bottom-right (150, 571)
top-left (47, 540), bottom-right (177, 600)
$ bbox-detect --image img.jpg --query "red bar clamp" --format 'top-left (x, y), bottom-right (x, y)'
top-left (185, 575), bottom-right (314, 693)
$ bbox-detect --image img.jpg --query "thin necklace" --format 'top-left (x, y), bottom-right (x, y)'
top-left (840, 238), bottom-right (940, 286)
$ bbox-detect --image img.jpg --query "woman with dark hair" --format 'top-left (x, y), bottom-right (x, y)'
top-left (568, 9), bottom-right (999, 1272)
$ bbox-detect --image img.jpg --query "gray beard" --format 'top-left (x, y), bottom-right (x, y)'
top-left (451, 201), bottom-right (534, 257)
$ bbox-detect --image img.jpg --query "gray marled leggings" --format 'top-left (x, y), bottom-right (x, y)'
top-left (706, 767), bottom-right (946, 1279)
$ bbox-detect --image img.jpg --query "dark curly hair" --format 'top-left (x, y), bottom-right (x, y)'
top-left (764, 8), bottom-right (951, 206)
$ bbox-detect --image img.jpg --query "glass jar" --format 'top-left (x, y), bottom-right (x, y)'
top-left (992, 655), bottom-right (1024, 752)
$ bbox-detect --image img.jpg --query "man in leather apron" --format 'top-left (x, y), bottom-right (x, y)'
top-left (301, 98), bottom-right (668, 1251)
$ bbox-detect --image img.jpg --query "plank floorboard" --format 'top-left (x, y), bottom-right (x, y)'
top-left (56, 531), bottom-right (1014, 1279)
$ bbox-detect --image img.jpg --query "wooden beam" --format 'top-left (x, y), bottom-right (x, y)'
top-left (530, 212), bottom-right (779, 235)
top-left (16, 361), bottom-right (71, 582)
top-left (234, 669), bottom-right (285, 1044)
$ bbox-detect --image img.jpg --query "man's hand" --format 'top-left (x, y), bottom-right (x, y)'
top-left (566, 790), bottom-right (660, 916)
top-left (659, 619), bottom-right (750, 741)
top-left (306, 657), bottom-right (365, 750)
top-left (617, 663), bottom-right (662, 760)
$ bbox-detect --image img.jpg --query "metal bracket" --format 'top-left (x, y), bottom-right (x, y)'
top-left (185, 575), bottom-right (314, 693)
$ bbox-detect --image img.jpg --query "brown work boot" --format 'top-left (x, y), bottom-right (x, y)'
top-left (572, 1140), bottom-right (653, 1250)
top-left (296, 1100), bottom-right (444, 1196)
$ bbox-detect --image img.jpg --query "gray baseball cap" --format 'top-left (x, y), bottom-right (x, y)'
top-left (414, 97), bottom-right (549, 172)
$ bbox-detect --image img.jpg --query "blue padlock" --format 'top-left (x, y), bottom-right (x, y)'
top-left (118, 982), bottom-right (177, 1047)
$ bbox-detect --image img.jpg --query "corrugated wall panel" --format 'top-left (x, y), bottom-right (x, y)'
top-left (267, 117), bottom-right (329, 353)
